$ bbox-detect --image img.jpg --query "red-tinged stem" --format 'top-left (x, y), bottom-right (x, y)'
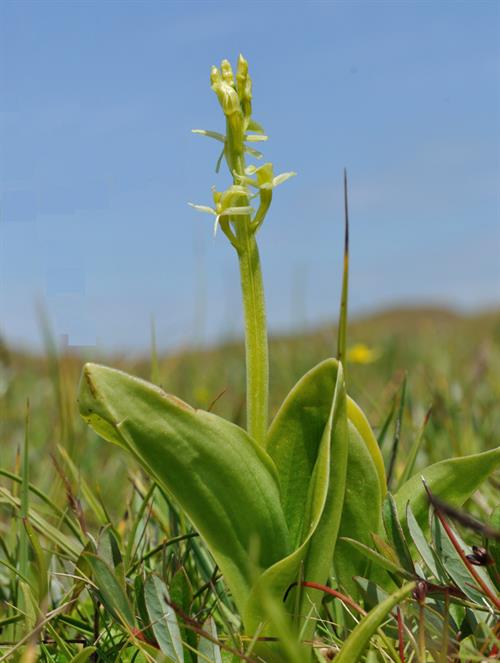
top-left (397, 607), bottom-right (405, 663)
top-left (300, 581), bottom-right (366, 616)
top-left (426, 485), bottom-right (500, 610)
top-left (418, 602), bottom-right (426, 663)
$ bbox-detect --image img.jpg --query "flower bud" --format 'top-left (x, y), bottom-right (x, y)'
top-left (211, 64), bottom-right (242, 118)
top-left (237, 54), bottom-right (252, 121)
top-left (221, 59), bottom-right (235, 86)
top-left (466, 545), bottom-right (493, 566)
top-left (210, 65), bottom-right (221, 88)
top-left (413, 580), bottom-right (427, 604)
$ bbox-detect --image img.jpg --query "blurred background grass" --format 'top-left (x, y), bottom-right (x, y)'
top-left (2, 306), bottom-right (499, 523)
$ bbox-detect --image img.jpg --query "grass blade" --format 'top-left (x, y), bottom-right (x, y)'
top-left (334, 582), bottom-right (416, 663)
top-left (336, 169), bottom-right (349, 374)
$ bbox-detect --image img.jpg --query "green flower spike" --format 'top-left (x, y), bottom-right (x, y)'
top-left (191, 56), bottom-right (296, 445)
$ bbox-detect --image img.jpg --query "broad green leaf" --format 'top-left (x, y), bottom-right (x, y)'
top-left (334, 422), bottom-right (383, 596)
top-left (334, 582), bottom-right (416, 663)
top-left (84, 553), bottom-right (135, 629)
top-left (198, 617), bottom-right (223, 663)
top-left (395, 447), bottom-right (500, 535)
top-left (78, 363), bottom-right (290, 617)
top-left (144, 574), bottom-right (184, 662)
top-left (345, 398), bottom-right (386, 497)
top-left (246, 360), bottom-right (348, 653)
top-left (266, 359), bottom-right (343, 547)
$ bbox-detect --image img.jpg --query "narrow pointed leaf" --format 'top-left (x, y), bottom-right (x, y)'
top-left (395, 447), bottom-right (500, 535)
top-left (432, 515), bottom-right (496, 604)
top-left (406, 503), bottom-right (443, 580)
top-left (84, 553), bottom-right (135, 629)
top-left (144, 574), bottom-right (184, 662)
top-left (339, 537), bottom-right (413, 580)
top-left (382, 493), bottom-right (415, 575)
top-left (197, 617), bottom-right (223, 663)
top-left (78, 363), bottom-right (290, 616)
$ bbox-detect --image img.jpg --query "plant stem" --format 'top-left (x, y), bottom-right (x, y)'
top-left (227, 135), bottom-right (269, 444)
top-left (235, 222), bottom-right (268, 445)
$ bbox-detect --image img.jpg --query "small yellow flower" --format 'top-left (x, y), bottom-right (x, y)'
top-left (346, 343), bottom-right (381, 364)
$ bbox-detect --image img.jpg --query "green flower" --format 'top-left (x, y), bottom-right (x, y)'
top-left (189, 184), bottom-right (253, 241)
top-left (236, 163), bottom-right (296, 231)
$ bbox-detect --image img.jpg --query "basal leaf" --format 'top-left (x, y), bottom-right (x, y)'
top-left (334, 422), bottom-right (383, 596)
top-left (246, 360), bottom-right (348, 654)
top-left (266, 359), bottom-right (342, 547)
top-left (345, 398), bottom-right (386, 497)
top-left (395, 447), bottom-right (500, 535)
top-left (78, 363), bottom-right (290, 617)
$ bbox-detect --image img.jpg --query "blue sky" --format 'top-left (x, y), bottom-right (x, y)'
top-left (1, 0), bottom-right (499, 352)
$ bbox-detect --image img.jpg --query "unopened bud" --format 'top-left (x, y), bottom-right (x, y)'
top-left (221, 59), bottom-right (235, 86)
top-left (413, 580), bottom-right (427, 604)
top-left (236, 54), bottom-right (252, 121)
top-left (210, 65), bottom-right (221, 88)
top-left (466, 545), bottom-right (493, 566)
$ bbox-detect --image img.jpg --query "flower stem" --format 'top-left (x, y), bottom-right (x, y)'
top-left (235, 210), bottom-right (268, 446)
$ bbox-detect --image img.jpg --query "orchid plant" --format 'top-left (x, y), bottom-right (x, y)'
top-left (78, 56), bottom-right (500, 661)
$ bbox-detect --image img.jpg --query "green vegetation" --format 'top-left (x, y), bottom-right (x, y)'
top-left (1, 55), bottom-right (499, 662)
